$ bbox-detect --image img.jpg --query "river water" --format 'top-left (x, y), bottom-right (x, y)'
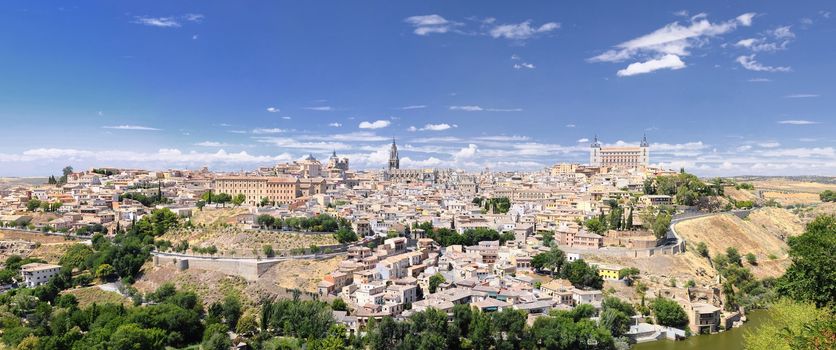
top-left (632, 310), bottom-right (769, 350)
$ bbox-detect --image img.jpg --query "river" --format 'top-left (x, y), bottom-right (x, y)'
top-left (632, 310), bottom-right (770, 350)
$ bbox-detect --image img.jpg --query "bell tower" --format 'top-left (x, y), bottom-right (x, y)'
top-left (388, 138), bottom-right (400, 170)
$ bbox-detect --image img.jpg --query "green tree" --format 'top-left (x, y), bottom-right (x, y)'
top-left (236, 313), bottom-right (259, 335)
top-left (585, 217), bottom-right (608, 234)
top-left (59, 244), bottom-right (94, 270)
top-left (232, 193), bottom-right (246, 206)
top-left (618, 267), bottom-right (640, 281)
top-left (531, 247), bottom-right (566, 277)
top-left (334, 227), bottom-right (358, 243)
top-left (110, 323), bottom-right (167, 350)
top-left (602, 296), bottom-right (636, 316)
top-left (777, 215), bottom-right (836, 307)
top-left (600, 308), bottom-right (630, 337)
top-left (214, 193), bottom-right (232, 207)
top-left (651, 297), bottom-right (689, 328)
top-left (429, 273), bottom-right (445, 294)
top-left (202, 324), bottom-right (232, 350)
top-left (331, 298), bottom-right (348, 312)
top-left (95, 264), bottom-right (116, 280)
top-left (744, 299), bottom-right (835, 350)
top-left (26, 199), bottom-right (42, 212)
top-left (726, 247), bottom-right (742, 266)
top-left (222, 294), bottom-right (242, 331)
top-left (561, 259), bottom-right (604, 289)
top-left (257, 214), bottom-right (276, 229)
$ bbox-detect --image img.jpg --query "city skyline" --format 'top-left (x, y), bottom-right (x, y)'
top-left (1, 1), bottom-right (835, 176)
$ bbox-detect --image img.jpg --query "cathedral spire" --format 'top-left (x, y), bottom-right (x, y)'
top-left (388, 137), bottom-right (400, 170)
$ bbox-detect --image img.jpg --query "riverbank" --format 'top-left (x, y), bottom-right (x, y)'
top-left (632, 310), bottom-right (769, 350)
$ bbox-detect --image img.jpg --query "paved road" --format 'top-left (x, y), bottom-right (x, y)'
top-left (667, 209), bottom-right (751, 246)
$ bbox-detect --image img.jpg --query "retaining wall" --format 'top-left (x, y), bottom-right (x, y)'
top-left (153, 255), bottom-right (281, 281)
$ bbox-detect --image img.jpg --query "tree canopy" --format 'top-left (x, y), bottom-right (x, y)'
top-left (777, 215), bottom-right (836, 308)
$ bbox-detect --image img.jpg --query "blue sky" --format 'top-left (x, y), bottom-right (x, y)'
top-left (0, 1), bottom-right (834, 177)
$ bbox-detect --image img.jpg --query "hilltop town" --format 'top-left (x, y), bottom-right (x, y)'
top-left (1, 137), bottom-right (834, 349)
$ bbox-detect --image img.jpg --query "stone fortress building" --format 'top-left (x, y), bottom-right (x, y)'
top-left (589, 135), bottom-right (650, 169)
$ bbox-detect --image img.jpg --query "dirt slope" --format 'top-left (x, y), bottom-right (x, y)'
top-left (135, 256), bottom-right (343, 306)
top-left (676, 208), bottom-right (802, 258)
top-left (674, 207), bottom-right (803, 278)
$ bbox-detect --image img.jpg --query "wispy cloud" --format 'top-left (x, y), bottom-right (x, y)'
top-left (404, 15), bottom-right (558, 41)
top-left (102, 125), bottom-right (160, 131)
top-left (590, 13), bottom-right (755, 76)
top-left (328, 122), bottom-right (342, 127)
top-left (358, 120), bottom-right (391, 129)
top-left (266, 107), bottom-right (280, 113)
top-left (513, 62), bottom-right (535, 69)
top-left (304, 106), bottom-right (333, 111)
top-left (449, 105), bottom-right (523, 112)
top-left (400, 105), bottom-right (427, 110)
top-left (735, 25), bottom-right (795, 52)
top-left (132, 16), bottom-right (181, 28)
top-left (404, 14), bottom-right (460, 35)
top-left (784, 94), bottom-right (819, 98)
top-left (777, 120), bottom-right (819, 125)
top-left (251, 128), bottom-right (285, 134)
top-left (736, 54), bottom-right (791, 72)
top-left (132, 14), bottom-right (205, 28)
top-left (183, 13), bottom-right (204, 22)
top-left (747, 78), bottom-right (772, 83)
top-left (489, 20), bottom-right (560, 40)
top-left (194, 141), bottom-right (231, 147)
top-left (0, 148), bottom-right (292, 166)
top-left (412, 123), bottom-right (457, 131)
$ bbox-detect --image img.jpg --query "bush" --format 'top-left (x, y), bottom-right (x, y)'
top-left (695, 241), bottom-right (709, 258)
top-left (262, 245), bottom-right (275, 258)
top-left (726, 247), bottom-right (742, 266)
top-left (745, 253), bottom-right (757, 266)
top-left (819, 190), bottom-right (836, 202)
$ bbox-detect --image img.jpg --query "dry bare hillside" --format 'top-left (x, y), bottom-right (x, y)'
top-left (796, 202), bottom-right (836, 222)
top-left (190, 207), bottom-right (249, 226)
top-left (161, 208), bottom-right (339, 255)
top-left (674, 207), bottom-right (804, 278)
top-left (136, 256), bottom-right (342, 305)
top-left (676, 208), bottom-right (802, 258)
top-left (159, 226), bottom-right (338, 256)
top-left (724, 187), bottom-right (760, 203)
top-left (0, 230), bottom-right (77, 263)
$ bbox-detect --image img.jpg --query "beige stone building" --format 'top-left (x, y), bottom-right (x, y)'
top-left (214, 176), bottom-right (301, 205)
top-left (589, 135), bottom-right (649, 169)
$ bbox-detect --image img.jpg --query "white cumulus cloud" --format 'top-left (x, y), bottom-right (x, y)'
top-left (617, 54), bottom-right (686, 77)
top-left (358, 120), bottom-right (391, 129)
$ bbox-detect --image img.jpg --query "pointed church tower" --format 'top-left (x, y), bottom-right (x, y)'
top-left (640, 133), bottom-right (650, 167)
top-left (388, 137), bottom-right (400, 170)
